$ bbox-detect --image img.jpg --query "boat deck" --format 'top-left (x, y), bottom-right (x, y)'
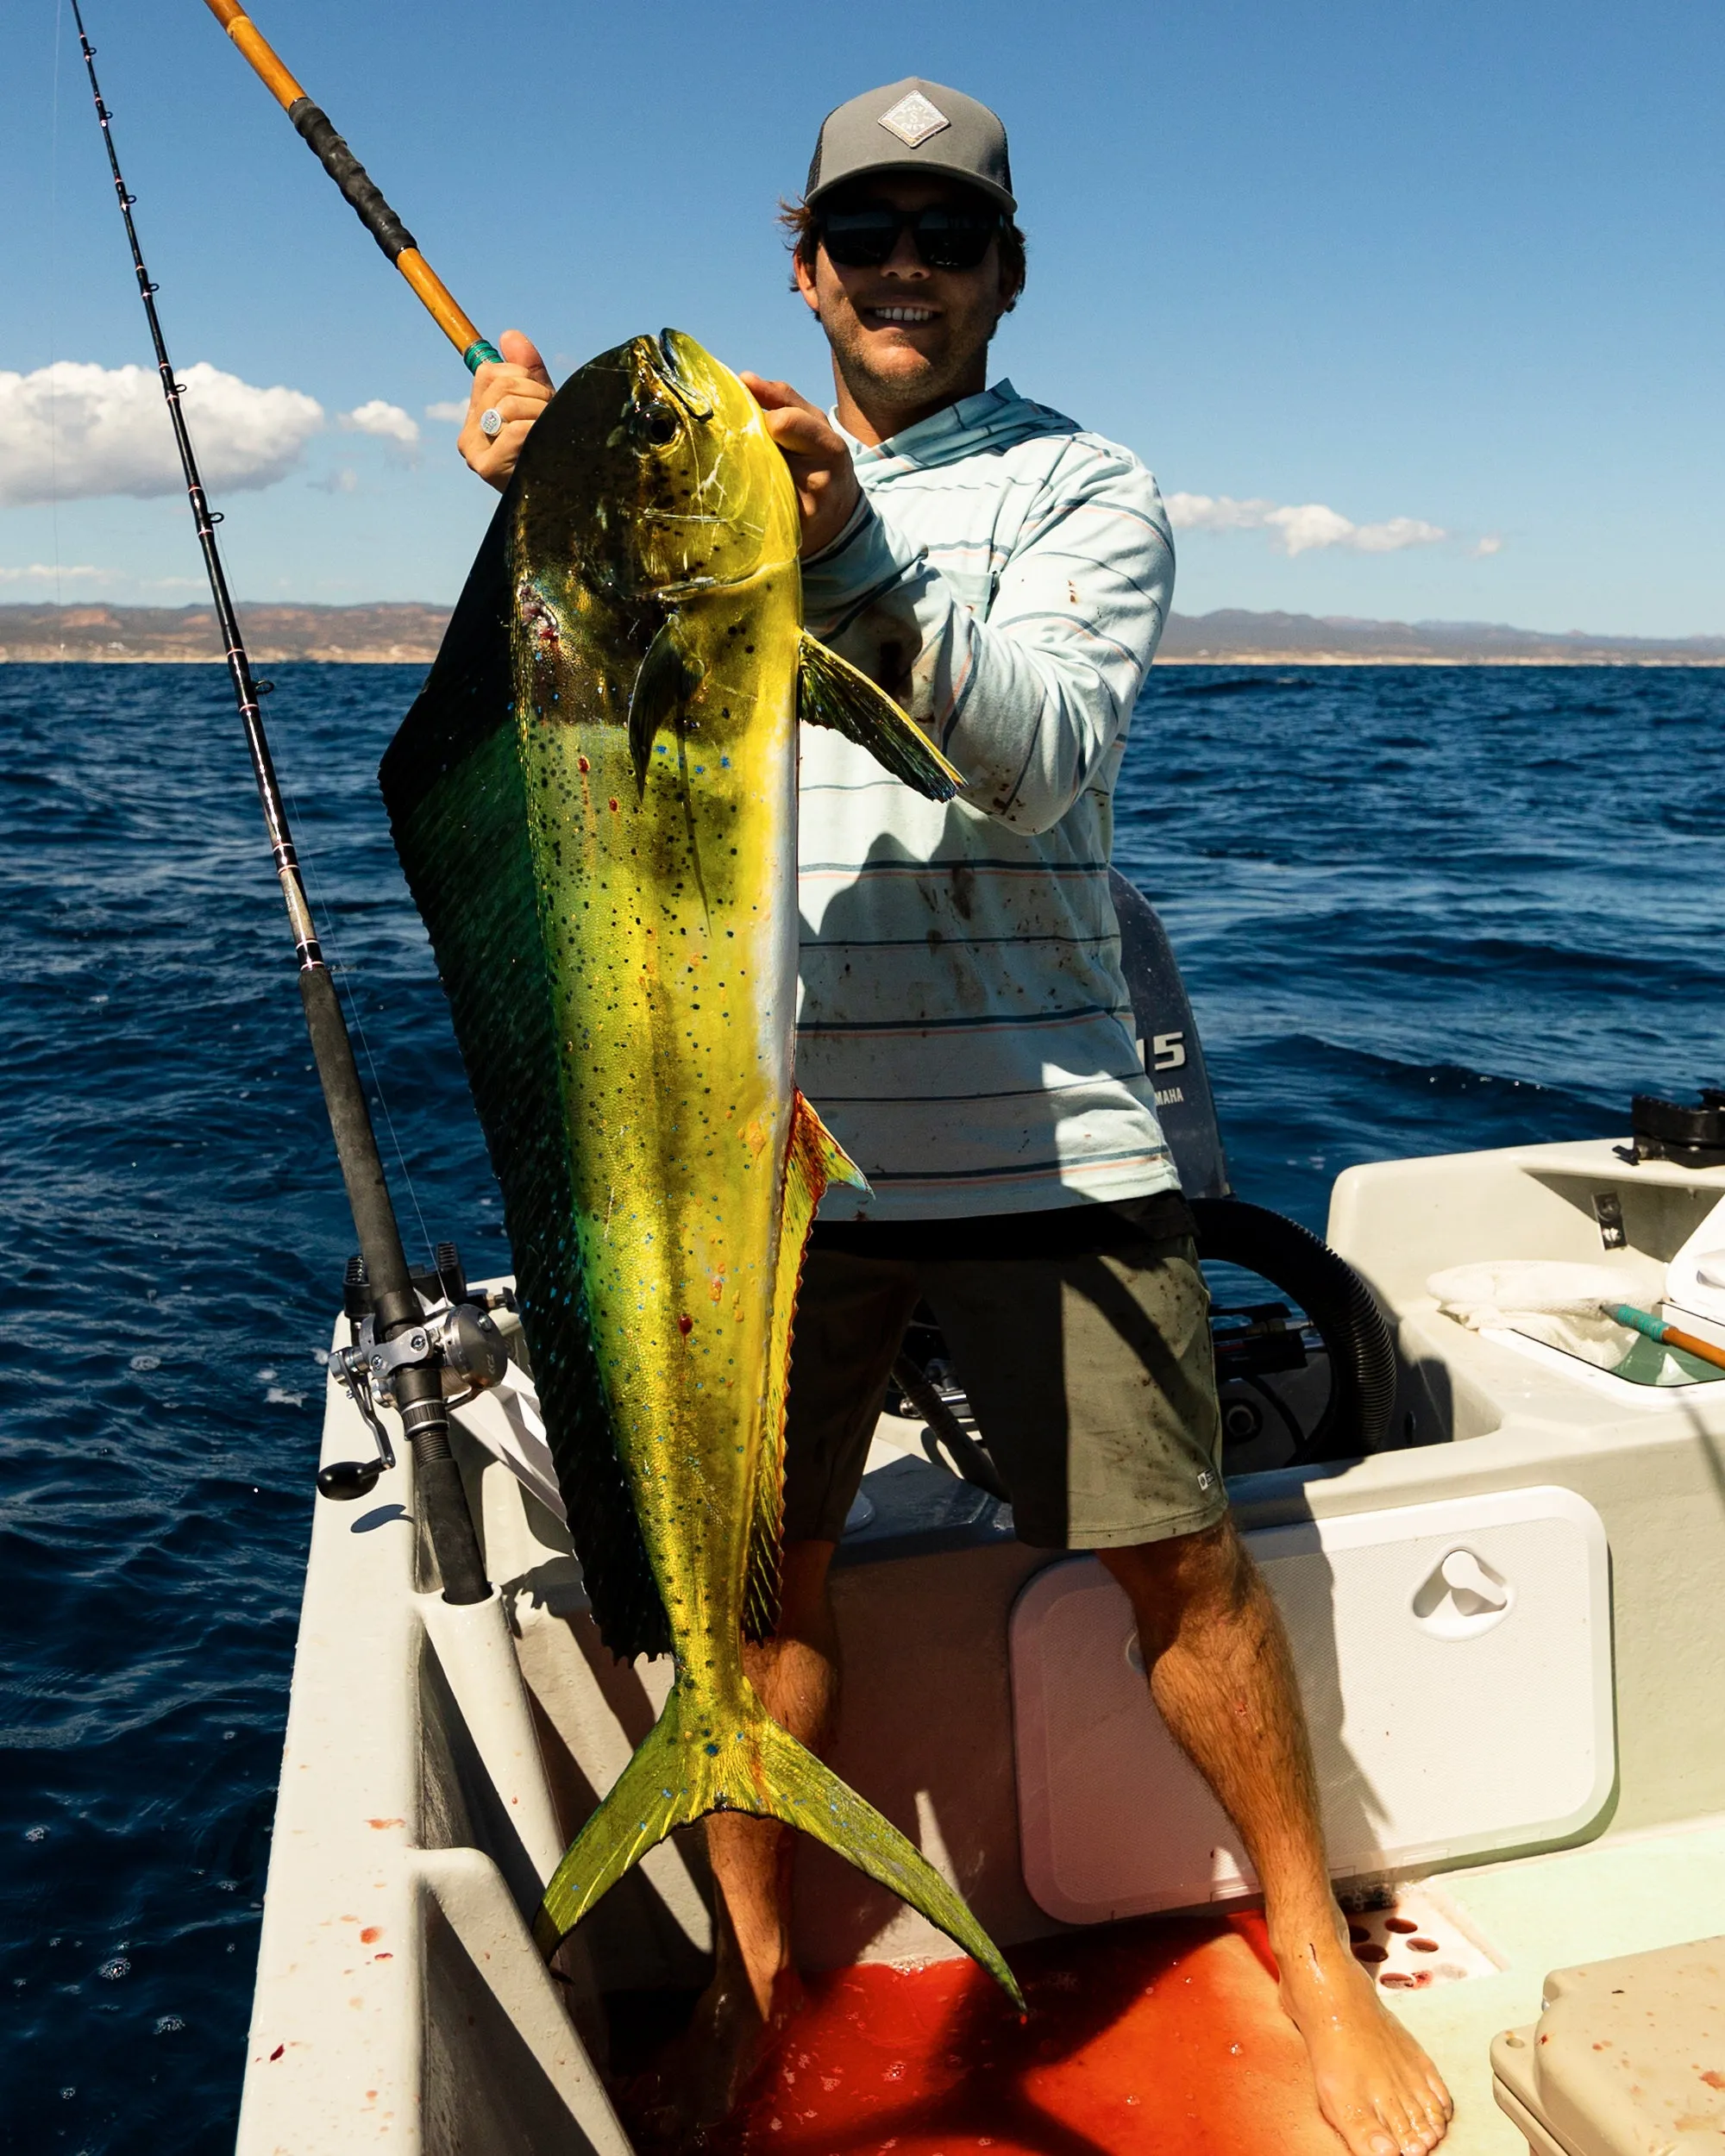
top-left (668, 1912), bottom-right (1331, 2156)
top-left (237, 1136), bottom-right (1725, 2154)
top-left (596, 1819), bottom-right (1725, 2154)
top-left (1392, 1818), bottom-right (1725, 2154)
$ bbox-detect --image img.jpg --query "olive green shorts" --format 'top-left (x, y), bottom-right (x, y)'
top-left (781, 1201), bottom-right (1226, 1551)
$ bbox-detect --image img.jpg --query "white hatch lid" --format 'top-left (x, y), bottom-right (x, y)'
top-left (1010, 1486), bottom-right (1614, 1925)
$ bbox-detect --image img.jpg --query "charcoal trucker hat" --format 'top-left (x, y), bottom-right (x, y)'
top-left (805, 78), bottom-right (1016, 214)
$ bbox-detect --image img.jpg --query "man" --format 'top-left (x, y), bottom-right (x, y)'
top-left (459, 79), bottom-right (1452, 2156)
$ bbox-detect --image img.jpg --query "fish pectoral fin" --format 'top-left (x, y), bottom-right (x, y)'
top-left (797, 632), bottom-right (964, 802)
top-left (628, 613), bottom-right (704, 791)
top-left (532, 1680), bottom-right (1022, 2009)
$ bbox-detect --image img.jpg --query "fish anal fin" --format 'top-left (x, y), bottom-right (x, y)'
top-left (743, 1094), bottom-right (869, 1641)
top-left (533, 1677), bottom-right (1022, 2009)
top-left (798, 631), bottom-right (964, 802)
top-left (628, 614), bottom-right (702, 791)
top-left (787, 1088), bottom-right (868, 1198)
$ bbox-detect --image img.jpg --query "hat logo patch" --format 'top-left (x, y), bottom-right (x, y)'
top-left (877, 91), bottom-right (950, 148)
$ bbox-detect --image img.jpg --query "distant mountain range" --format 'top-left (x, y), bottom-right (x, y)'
top-left (1156, 610), bottom-right (1725, 665)
top-left (3, 601), bottom-right (1723, 667)
top-left (0, 603), bottom-right (451, 664)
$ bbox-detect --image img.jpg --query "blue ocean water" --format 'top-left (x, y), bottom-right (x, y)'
top-left (2, 660), bottom-right (1721, 2149)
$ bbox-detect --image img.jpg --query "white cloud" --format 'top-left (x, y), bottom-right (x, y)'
top-left (0, 361), bottom-right (324, 507)
top-left (0, 565), bottom-right (209, 599)
top-left (1166, 491), bottom-right (1447, 557)
top-left (309, 467), bottom-right (360, 495)
top-left (341, 399), bottom-right (419, 450)
top-left (0, 562), bottom-right (110, 582)
top-left (0, 563), bottom-right (204, 596)
top-left (1472, 534), bottom-right (1505, 557)
top-left (424, 400), bottom-right (468, 424)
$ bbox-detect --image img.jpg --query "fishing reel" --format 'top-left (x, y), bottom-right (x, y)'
top-left (317, 1244), bottom-right (515, 1501)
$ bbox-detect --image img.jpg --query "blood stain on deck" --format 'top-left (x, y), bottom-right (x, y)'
top-left (705, 1912), bottom-right (1346, 2153)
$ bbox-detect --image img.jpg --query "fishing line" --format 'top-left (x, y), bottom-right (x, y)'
top-left (275, 755), bottom-right (437, 1271)
top-left (336, 994), bottom-right (438, 1273)
top-left (47, 0), bottom-right (65, 634)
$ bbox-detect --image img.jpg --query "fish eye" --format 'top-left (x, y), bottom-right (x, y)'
top-left (630, 398), bottom-right (681, 449)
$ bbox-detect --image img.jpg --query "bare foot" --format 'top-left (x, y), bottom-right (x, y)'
top-left (1274, 1913), bottom-right (1453, 2156)
top-left (621, 1964), bottom-right (804, 2151)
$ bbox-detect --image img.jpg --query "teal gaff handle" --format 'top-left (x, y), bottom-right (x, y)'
top-left (1612, 1304), bottom-right (1668, 1343)
top-left (463, 339), bottom-right (504, 372)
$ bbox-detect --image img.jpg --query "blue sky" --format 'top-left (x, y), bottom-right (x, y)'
top-left (3, 0), bottom-right (1720, 634)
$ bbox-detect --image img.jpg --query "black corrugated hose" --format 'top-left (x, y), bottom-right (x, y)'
top-left (1189, 1198), bottom-right (1398, 1463)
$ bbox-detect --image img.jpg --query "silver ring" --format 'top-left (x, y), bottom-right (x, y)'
top-left (479, 407), bottom-right (504, 440)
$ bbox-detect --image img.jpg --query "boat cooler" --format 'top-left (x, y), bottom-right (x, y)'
top-left (1492, 1938), bottom-right (1725, 2154)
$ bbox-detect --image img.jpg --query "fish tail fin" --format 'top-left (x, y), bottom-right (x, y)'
top-left (531, 1681), bottom-right (722, 1957)
top-left (743, 1092), bottom-right (869, 1640)
top-left (744, 1708), bottom-right (1025, 2009)
top-left (532, 1679), bottom-right (1023, 2009)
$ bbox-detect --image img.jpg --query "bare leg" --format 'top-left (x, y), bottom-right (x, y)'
top-left (1101, 1521), bottom-right (1453, 2156)
top-left (640, 1539), bottom-right (840, 2135)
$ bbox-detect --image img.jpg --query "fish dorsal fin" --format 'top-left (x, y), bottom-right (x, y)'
top-left (797, 631), bottom-right (964, 801)
top-left (743, 1092), bottom-right (869, 1639)
top-left (629, 613), bottom-right (704, 791)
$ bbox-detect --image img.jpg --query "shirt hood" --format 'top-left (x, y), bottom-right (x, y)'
top-left (834, 380), bottom-right (1079, 474)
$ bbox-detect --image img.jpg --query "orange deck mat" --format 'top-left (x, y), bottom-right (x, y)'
top-left (711, 1912), bottom-right (1346, 2155)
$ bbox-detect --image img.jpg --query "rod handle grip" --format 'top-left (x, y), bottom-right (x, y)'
top-left (288, 97), bottom-right (415, 260)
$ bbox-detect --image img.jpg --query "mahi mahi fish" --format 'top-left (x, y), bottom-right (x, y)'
top-left (380, 329), bottom-right (1019, 2000)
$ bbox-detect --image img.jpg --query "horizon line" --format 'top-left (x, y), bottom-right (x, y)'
top-left (3, 597), bottom-right (1722, 653)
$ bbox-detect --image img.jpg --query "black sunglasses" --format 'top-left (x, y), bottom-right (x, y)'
top-left (816, 201), bottom-right (1002, 273)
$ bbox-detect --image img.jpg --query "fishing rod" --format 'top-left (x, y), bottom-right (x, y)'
top-left (68, 0), bottom-right (491, 1605)
top-left (201, 0), bottom-right (503, 373)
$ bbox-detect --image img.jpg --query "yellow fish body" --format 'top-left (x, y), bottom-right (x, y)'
top-left (382, 330), bottom-right (1018, 2001)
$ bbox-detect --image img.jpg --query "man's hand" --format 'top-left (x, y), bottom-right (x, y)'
top-left (739, 374), bottom-right (862, 559)
top-left (458, 330), bottom-right (554, 492)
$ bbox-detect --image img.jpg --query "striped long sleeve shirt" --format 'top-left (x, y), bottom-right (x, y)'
top-left (796, 378), bottom-right (1179, 1221)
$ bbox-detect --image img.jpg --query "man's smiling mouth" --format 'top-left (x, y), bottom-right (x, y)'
top-left (863, 305), bottom-right (938, 325)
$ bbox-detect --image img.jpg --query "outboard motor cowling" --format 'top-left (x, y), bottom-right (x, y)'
top-left (1108, 869), bottom-right (1229, 1202)
top-left (1107, 868), bottom-right (1397, 1463)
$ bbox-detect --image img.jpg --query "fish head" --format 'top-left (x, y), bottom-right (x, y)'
top-left (515, 330), bottom-right (794, 606)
